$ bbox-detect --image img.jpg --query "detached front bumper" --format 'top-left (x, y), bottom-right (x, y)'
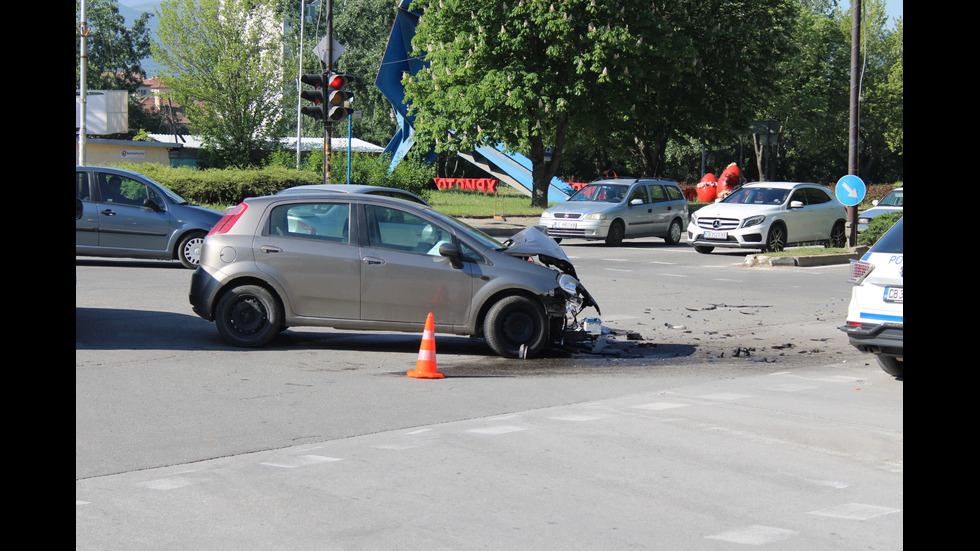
top-left (839, 321), bottom-right (903, 356)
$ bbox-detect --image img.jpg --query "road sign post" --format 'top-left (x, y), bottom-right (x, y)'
top-left (835, 174), bottom-right (867, 247)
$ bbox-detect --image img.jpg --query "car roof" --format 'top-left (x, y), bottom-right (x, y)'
top-left (587, 178), bottom-right (680, 186)
top-left (741, 181), bottom-right (818, 189)
top-left (277, 184), bottom-right (428, 205)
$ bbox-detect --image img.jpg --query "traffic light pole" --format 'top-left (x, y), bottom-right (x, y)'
top-left (323, 0), bottom-right (334, 185)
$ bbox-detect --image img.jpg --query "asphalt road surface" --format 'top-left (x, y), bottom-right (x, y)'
top-left (76, 238), bottom-right (902, 550)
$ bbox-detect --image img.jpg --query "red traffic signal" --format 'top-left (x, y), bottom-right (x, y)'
top-left (326, 73), bottom-right (354, 122)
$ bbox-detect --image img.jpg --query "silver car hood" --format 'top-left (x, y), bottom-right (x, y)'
top-left (502, 226), bottom-right (575, 272)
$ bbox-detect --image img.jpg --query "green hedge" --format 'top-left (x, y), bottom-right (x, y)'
top-left (110, 164), bottom-right (322, 207)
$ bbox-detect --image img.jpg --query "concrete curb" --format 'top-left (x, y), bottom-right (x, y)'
top-left (745, 247), bottom-right (869, 267)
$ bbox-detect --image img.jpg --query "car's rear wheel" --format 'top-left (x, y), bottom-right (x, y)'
top-left (484, 295), bottom-right (548, 358)
top-left (605, 220), bottom-right (625, 246)
top-left (664, 219), bottom-right (683, 245)
top-left (762, 224), bottom-right (786, 253)
top-left (215, 284), bottom-right (282, 347)
top-left (828, 222), bottom-right (846, 248)
top-left (177, 232), bottom-right (206, 269)
top-left (877, 355), bottom-right (903, 378)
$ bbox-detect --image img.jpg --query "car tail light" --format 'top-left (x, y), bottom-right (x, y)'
top-left (847, 259), bottom-right (873, 284)
top-left (208, 203), bottom-right (248, 236)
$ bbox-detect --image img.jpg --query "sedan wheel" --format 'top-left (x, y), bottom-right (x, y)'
top-left (484, 295), bottom-right (548, 358)
top-left (215, 285), bottom-right (282, 347)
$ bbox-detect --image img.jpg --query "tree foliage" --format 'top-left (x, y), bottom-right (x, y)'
top-left (76, 0), bottom-right (153, 93)
top-left (153, 0), bottom-right (288, 167)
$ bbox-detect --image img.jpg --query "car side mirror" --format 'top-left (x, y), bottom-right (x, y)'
top-left (789, 200), bottom-right (804, 209)
top-left (76, 198), bottom-right (83, 220)
top-left (630, 198), bottom-right (643, 206)
top-left (439, 242), bottom-right (463, 269)
top-left (144, 198), bottom-right (163, 212)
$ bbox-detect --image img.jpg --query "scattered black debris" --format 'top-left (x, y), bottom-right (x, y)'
top-left (733, 347), bottom-right (756, 357)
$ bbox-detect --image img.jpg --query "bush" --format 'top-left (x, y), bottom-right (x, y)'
top-left (113, 164), bottom-right (320, 207)
top-left (858, 211), bottom-right (902, 246)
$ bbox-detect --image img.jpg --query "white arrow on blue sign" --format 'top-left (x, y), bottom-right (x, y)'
top-left (835, 175), bottom-right (866, 207)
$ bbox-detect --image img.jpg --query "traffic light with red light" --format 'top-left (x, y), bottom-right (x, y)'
top-left (325, 73), bottom-right (354, 123)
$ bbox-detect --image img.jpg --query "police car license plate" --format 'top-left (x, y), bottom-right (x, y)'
top-left (884, 287), bottom-right (903, 303)
top-left (705, 230), bottom-right (727, 239)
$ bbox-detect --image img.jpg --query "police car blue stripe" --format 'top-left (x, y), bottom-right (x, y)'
top-left (859, 312), bottom-right (903, 323)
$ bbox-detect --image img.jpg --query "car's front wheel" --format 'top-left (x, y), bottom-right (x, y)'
top-left (177, 232), bottom-right (207, 269)
top-left (215, 284), bottom-right (283, 347)
top-left (605, 220), bottom-right (625, 246)
top-left (484, 295), bottom-right (548, 358)
top-left (762, 224), bottom-right (786, 253)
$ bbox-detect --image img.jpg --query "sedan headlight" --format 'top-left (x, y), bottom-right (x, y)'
top-left (582, 212), bottom-right (607, 220)
top-left (540, 211), bottom-right (553, 219)
top-left (741, 215), bottom-right (766, 228)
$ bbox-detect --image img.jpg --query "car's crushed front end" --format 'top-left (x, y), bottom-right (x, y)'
top-left (499, 226), bottom-right (601, 340)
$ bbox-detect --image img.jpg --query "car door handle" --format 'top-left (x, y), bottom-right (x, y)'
top-left (260, 245), bottom-right (282, 254)
top-left (362, 256), bottom-right (385, 265)
top-left (100, 209), bottom-right (116, 216)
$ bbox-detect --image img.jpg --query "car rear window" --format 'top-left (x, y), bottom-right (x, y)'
top-left (870, 217), bottom-right (903, 253)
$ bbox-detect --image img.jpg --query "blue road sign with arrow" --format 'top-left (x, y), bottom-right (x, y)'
top-left (835, 175), bottom-right (866, 206)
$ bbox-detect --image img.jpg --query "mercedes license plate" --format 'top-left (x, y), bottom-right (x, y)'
top-left (705, 230), bottom-right (727, 239)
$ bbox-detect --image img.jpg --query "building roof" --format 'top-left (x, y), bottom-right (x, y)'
top-left (145, 134), bottom-right (385, 153)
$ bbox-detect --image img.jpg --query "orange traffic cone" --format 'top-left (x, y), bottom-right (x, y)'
top-left (407, 312), bottom-right (444, 379)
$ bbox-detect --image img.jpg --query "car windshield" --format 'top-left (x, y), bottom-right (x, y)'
top-left (722, 187), bottom-right (789, 205)
top-left (568, 184), bottom-right (628, 203)
top-left (870, 217), bottom-right (903, 253)
top-left (877, 189), bottom-right (903, 207)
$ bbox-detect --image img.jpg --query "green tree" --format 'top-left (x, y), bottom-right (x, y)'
top-left (153, 0), bottom-right (288, 167)
top-left (76, 0), bottom-right (153, 92)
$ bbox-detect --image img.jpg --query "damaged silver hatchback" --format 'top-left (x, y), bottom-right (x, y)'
top-left (189, 192), bottom-right (599, 358)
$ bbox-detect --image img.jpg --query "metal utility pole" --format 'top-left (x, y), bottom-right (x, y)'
top-left (847, 0), bottom-right (862, 246)
top-left (324, 0), bottom-right (334, 184)
top-left (295, 0), bottom-right (305, 170)
top-left (77, 0), bottom-right (90, 166)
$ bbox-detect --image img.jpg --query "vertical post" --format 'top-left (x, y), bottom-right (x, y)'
top-left (324, 0), bottom-right (334, 184)
top-left (78, 0), bottom-right (89, 166)
top-left (295, 0), bottom-right (305, 170)
top-left (847, 0), bottom-right (862, 246)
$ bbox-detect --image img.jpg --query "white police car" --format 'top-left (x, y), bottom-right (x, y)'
top-left (840, 217), bottom-right (903, 377)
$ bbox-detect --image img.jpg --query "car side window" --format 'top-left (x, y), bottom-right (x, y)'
top-left (268, 202), bottom-right (350, 243)
top-left (665, 185), bottom-right (684, 201)
top-left (789, 188), bottom-right (808, 205)
top-left (97, 173), bottom-right (157, 208)
top-left (805, 187), bottom-right (832, 205)
top-left (648, 185), bottom-right (667, 203)
top-left (365, 205), bottom-right (450, 256)
top-left (628, 185), bottom-right (649, 204)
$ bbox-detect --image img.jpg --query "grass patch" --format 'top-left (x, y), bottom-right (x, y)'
top-left (427, 188), bottom-right (550, 217)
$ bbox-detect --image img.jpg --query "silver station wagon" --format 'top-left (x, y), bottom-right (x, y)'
top-left (539, 178), bottom-right (689, 246)
top-left (189, 192), bottom-right (600, 358)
